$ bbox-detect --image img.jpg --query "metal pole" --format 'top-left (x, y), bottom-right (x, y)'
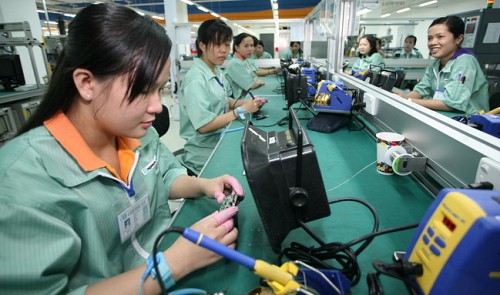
top-left (41, 0), bottom-right (52, 36)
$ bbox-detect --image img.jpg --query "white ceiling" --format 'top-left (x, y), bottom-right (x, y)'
top-left (359, 0), bottom-right (485, 22)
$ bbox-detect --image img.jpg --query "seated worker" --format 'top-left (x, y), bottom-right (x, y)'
top-left (0, 4), bottom-right (245, 294)
top-left (179, 20), bottom-right (264, 176)
top-left (283, 41), bottom-right (304, 60)
top-left (345, 34), bottom-right (385, 75)
top-left (376, 37), bottom-right (386, 58)
top-left (253, 40), bottom-right (273, 59)
top-left (250, 39), bottom-right (280, 77)
top-left (224, 33), bottom-right (266, 99)
top-left (394, 35), bottom-right (424, 59)
top-left (394, 16), bottom-right (489, 115)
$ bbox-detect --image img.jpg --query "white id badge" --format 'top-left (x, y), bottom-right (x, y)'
top-left (117, 194), bottom-right (152, 243)
top-left (433, 90), bottom-right (445, 100)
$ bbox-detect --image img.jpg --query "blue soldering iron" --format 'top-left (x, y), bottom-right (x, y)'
top-left (181, 228), bottom-right (301, 295)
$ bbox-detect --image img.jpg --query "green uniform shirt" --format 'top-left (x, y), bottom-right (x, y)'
top-left (395, 49), bottom-right (423, 59)
top-left (179, 58), bottom-right (229, 174)
top-left (247, 58), bottom-right (259, 72)
top-left (252, 51), bottom-right (273, 59)
top-left (283, 50), bottom-right (303, 60)
top-left (0, 115), bottom-right (186, 294)
top-left (351, 52), bottom-right (385, 72)
top-left (224, 56), bottom-right (256, 99)
top-left (413, 53), bottom-right (489, 114)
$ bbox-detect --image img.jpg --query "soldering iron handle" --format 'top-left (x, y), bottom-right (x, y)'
top-left (182, 228), bottom-right (256, 270)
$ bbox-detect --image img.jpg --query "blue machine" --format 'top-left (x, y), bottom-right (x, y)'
top-left (469, 114), bottom-right (500, 138)
top-left (405, 189), bottom-right (500, 294)
top-left (312, 80), bottom-right (352, 114)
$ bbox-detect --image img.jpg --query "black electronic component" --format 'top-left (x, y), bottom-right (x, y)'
top-left (241, 108), bottom-right (331, 253)
top-left (0, 54), bottom-right (26, 92)
top-left (284, 71), bottom-right (308, 107)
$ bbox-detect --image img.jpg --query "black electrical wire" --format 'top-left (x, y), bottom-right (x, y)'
top-left (278, 197), bottom-right (419, 287)
top-left (152, 226), bottom-right (184, 294)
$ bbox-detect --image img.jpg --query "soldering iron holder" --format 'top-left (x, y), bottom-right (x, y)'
top-left (385, 145), bottom-right (427, 176)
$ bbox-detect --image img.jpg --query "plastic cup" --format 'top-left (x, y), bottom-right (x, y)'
top-left (376, 132), bottom-right (405, 175)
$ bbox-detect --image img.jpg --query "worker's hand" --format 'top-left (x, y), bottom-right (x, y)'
top-left (255, 79), bottom-right (265, 88)
top-left (392, 91), bottom-right (405, 98)
top-left (241, 98), bottom-right (262, 114)
top-left (203, 206), bottom-right (239, 233)
top-left (202, 174), bottom-right (245, 204)
top-left (164, 207), bottom-right (239, 282)
top-left (253, 96), bottom-right (268, 107)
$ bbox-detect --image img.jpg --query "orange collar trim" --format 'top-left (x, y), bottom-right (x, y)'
top-left (44, 112), bottom-right (141, 177)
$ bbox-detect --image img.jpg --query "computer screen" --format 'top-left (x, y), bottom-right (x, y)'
top-left (0, 55), bottom-right (26, 92)
top-left (241, 108), bottom-right (331, 253)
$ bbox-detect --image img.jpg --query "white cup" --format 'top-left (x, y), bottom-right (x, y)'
top-left (376, 132), bottom-right (405, 175)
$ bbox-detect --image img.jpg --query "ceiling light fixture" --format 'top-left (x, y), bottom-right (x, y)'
top-left (210, 12), bottom-right (220, 18)
top-left (396, 8), bottom-right (411, 13)
top-left (356, 8), bottom-right (372, 16)
top-left (179, 0), bottom-right (194, 5)
top-left (270, 0), bottom-right (279, 31)
top-left (196, 6), bottom-right (209, 13)
top-left (380, 13), bottom-right (391, 18)
top-left (419, 0), bottom-right (438, 7)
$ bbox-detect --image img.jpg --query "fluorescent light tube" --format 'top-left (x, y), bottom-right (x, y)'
top-left (419, 0), bottom-right (438, 7)
top-left (356, 8), bottom-right (372, 16)
top-left (197, 6), bottom-right (209, 12)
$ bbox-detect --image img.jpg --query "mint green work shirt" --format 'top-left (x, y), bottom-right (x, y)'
top-left (413, 53), bottom-right (489, 114)
top-left (179, 58), bottom-right (229, 174)
top-left (252, 51), bottom-right (273, 59)
top-left (0, 127), bottom-right (186, 294)
top-left (247, 58), bottom-right (259, 72)
top-left (224, 57), bottom-right (256, 99)
top-left (395, 49), bottom-right (423, 59)
top-left (351, 53), bottom-right (385, 72)
top-left (282, 50), bottom-right (303, 60)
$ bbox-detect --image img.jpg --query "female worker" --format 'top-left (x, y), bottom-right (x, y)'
top-left (179, 20), bottom-right (264, 176)
top-left (224, 33), bottom-right (266, 99)
top-left (346, 34), bottom-right (385, 75)
top-left (0, 4), bottom-right (244, 294)
top-left (251, 39), bottom-right (280, 77)
top-left (394, 16), bottom-right (489, 114)
top-left (254, 40), bottom-right (273, 59)
top-left (283, 41), bottom-right (303, 59)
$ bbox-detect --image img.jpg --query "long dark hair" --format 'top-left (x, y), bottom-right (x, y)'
top-left (18, 3), bottom-right (172, 135)
top-left (196, 19), bottom-right (232, 58)
top-left (358, 34), bottom-right (378, 57)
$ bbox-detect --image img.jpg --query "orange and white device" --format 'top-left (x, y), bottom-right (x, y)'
top-left (405, 189), bottom-right (500, 294)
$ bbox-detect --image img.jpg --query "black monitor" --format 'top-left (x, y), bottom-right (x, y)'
top-left (0, 55), bottom-right (26, 92)
top-left (241, 108), bottom-right (331, 253)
